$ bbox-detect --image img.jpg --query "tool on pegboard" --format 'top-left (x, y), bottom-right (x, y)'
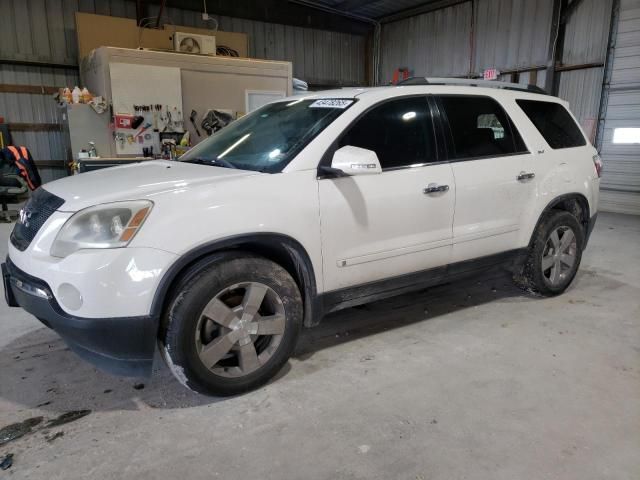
top-left (190, 110), bottom-right (201, 137)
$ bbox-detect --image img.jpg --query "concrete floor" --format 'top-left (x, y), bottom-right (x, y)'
top-left (0, 212), bottom-right (638, 479)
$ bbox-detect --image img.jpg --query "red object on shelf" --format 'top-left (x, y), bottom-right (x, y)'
top-left (392, 68), bottom-right (410, 85)
top-left (0, 116), bottom-right (4, 123)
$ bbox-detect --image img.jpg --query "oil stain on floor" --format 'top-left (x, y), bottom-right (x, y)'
top-left (0, 410), bottom-right (91, 447)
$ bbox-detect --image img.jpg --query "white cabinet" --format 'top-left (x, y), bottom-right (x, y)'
top-left (80, 47), bottom-right (292, 157)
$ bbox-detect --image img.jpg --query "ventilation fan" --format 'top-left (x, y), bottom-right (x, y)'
top-left (179, 36), bottom-right (201, 54)
top-left (173, 32), bottom-right (216, 55)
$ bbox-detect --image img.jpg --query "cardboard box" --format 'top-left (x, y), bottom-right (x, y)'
top-left (75, 12), bottom-right (248, 62)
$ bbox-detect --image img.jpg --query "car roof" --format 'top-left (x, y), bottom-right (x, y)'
top-left (283, 84), bottom-right (565, 105)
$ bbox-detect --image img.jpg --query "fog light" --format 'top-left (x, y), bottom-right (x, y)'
top-left (58, 283), bottom-right (83, 311)
top-left (11, 278), bottom-right (51, 300)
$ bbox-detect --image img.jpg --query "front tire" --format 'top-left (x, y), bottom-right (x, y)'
top-left (519, 210), bottom-right (584, 296)
top-left (160, 253), bottom-right (303, 396)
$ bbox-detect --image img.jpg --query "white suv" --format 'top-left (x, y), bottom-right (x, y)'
top-left (3, 79), bottom-right (601, 396)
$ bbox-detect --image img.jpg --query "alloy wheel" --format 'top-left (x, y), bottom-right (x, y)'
top-left (541, 226), bottom-right (577, 286)
top-left (194, 282), bottom-right (286, 378)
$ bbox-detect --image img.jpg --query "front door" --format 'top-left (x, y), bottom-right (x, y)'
top-left (318, 96), bottom-right (456, 292)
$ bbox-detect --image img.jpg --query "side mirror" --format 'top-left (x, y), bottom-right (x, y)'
top-left (327, 146), bottom-right (382, 176)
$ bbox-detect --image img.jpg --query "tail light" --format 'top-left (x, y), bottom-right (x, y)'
top-left (592, 154), bottom-right (603, 178)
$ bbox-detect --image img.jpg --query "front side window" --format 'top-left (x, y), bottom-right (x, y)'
top-left (180, 98), bottom-right (354, 173)
top-left (516, 99), bottom-right (586, 149)
top-left (439, 95), bottom-right (527, 159)
top-left (339, 96), bottom-right (436, 169)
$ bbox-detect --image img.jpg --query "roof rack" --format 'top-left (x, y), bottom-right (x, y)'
top-left (397, 77), bottom-right (548, 95)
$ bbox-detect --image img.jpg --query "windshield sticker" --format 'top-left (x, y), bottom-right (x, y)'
top-left (309, 99), bottom-right (354, 109)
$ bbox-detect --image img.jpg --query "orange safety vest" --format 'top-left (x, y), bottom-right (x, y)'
top-left (7, 146), bottom-right (36, 190)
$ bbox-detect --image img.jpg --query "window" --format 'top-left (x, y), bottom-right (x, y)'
top-left (180, 98), bottom-right (353, 173)
top-left (517, 99), bottom-right (586, 149)
top-left (612, 127), bottom-right (640, 144)
top-left (439, 95), bottom-right (527, 159)
top-left (477, 114), bottom-right (505, 139)
top-left (339, 96), bottom-right (436, 169)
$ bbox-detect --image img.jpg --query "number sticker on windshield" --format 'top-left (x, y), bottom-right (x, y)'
top-left (309, 99), bottom-right (354, 109)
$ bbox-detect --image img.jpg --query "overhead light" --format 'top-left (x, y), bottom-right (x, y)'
top-left (402, 111), bottom-right (416, 121)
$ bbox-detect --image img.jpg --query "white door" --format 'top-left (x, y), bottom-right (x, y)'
top-left (318, 96), bottom-right (456, 292)
top-left (436, 95), bottom-right (536, 262)
top-left (598, 0), bottom-right (640, 215)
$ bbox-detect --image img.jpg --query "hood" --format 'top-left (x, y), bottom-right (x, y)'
top-left (43, 160), bottom-right (257, 211)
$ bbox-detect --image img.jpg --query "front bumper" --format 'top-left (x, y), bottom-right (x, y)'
top-left (3, 259), bottom-right (157, 376)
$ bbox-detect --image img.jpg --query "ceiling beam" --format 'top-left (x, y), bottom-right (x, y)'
top-left (545, 0), bottom-right (566, 94)
top-left (379, 0), bottom-right (470, 23)
top-left (333, 0), bottom-right (375, 13)
top-left (157, 0), bottom-right (373, 35)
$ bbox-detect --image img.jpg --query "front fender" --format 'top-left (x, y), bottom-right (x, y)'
top-left (149, 233), bottom-right (322, 328)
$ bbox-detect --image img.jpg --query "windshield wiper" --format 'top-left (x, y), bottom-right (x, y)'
top-left (184, 157), bottom-right (237, 169)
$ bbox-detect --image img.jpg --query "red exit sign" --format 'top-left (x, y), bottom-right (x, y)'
top-left (483, 68), bottom-right (500, 81)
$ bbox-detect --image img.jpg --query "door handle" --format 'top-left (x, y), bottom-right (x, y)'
top-left (423, 183), bottom-right (450, 194)
top-left (517, 171), bottom-right (535, 181)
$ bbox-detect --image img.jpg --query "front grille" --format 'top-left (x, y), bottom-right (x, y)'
top-left (10, 188), bottom-right (65, 251)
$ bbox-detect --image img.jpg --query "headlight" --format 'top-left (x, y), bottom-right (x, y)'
top-left (51, 200), bottom-right (153, 258)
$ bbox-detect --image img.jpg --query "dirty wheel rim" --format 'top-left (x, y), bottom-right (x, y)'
top-left (195, 282), bottom-right (286, 378)
top-left (541, 226), bottom-right (577, 286)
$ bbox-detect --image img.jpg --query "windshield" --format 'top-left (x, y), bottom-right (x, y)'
top-left (179, 98), bottom-right (355, 173)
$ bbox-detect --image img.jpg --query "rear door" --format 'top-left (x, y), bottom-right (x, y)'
top-left (318, 95), bottom-right (455, 292)
top-left (436, 95), bottom-right (535, 262)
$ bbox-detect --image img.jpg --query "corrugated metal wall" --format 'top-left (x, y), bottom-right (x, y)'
top-left (0, 0), bottom-right (366, 180)
top-left (0, 65), bottom-right (78, 183)
top-left (380, 2), bottom-right (473, 80)
top-left (562, 0), bottom-right (612, 65)
top-left (558, 67), bottom-right (603, 139)
top-left (379, 0), bottom-right (554, 84)
top-left (473, 0), bottom-right (554, 74)
top-left (598, 0), bottom-right (640, 214)
top-left (558, 0), bottom-right (613, 137)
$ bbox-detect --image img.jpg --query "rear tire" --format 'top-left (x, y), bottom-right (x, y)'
top-left (518, 210), bottom-right (584, 296)
top-left (160, 253), bottom-right (302, 396)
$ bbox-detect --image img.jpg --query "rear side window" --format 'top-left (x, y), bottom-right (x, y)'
top-left (516, 99), bottom-right (586, 149)
top-left (339, 96), bottom-right (436, 169)
top-left (439, 96), bottom-right (527, 159)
